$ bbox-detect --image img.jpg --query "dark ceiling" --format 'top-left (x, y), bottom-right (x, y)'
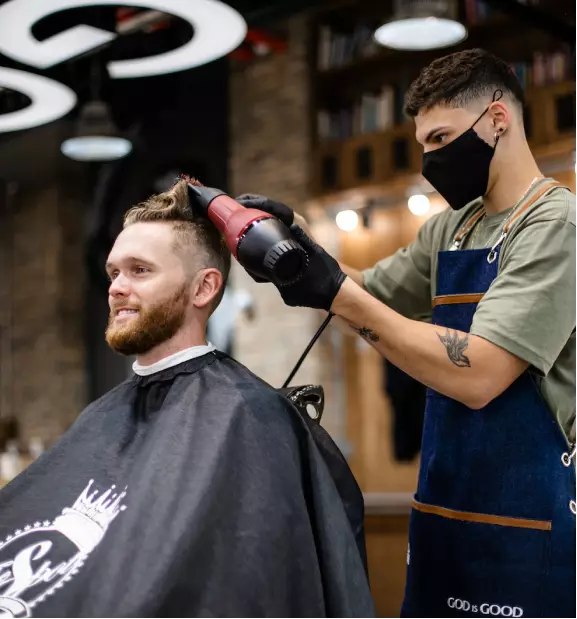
top-left (0, 0), bottom-right (573, 176)
top-left (0, 0), bottom-right (574, 129)
top-left (0, 0), bottom-right (573, 126)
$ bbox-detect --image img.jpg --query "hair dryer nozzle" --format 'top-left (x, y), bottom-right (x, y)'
top-left (237, 218), bottom-right (308, 286)
top-left (186, 184), bottom-right (226, 217)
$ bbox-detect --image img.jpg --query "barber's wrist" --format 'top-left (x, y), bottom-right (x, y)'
top-left (329, 276), bottom-right (359, 315)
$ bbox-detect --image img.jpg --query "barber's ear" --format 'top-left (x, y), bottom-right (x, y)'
top-left (192, 268), bottom-right (223, 309)
top-left (489, 100), bottom-right (510, 135)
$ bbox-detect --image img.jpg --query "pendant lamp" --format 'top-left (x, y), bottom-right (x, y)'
top-left (374, 0), bottom-right (467, 51)
top-left (61, 59), bottom-right (132, 161)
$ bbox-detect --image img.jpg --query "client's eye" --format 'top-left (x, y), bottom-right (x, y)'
top-left (134, 266), bottom-right (149, 275)
top-left (433, 133), bottom-right (448, 144)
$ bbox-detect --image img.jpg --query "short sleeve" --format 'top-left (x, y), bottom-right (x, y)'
top-left (470, 203), bottom-right (576, 375)
top-left (362, 213), bottom-right (440, 321)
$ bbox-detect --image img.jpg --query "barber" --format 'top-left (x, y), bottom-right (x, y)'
top-left (237, 48), bottom-right (576, 617)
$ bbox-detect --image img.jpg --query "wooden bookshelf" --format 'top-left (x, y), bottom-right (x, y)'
top-left (308, 0), bottom-right (576, 200)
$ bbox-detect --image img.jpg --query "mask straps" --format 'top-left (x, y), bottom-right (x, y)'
top-left (470, 89), bottom-right (504, 145)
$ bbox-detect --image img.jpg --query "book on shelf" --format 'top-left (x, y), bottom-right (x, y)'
top-left (317, 22), bottom-right (379, 71)
top-left (462, 0), bottom-right (540, 26)
top-left (510, 49), bottom-right (574, 89)
top-left (464, 0), bottom-right (494, 25)
top-left (317, 84), bottom-right (405, 141)
top-left (464, 0), bottom-right (539, 25)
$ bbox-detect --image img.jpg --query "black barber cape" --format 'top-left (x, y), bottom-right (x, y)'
top-left (0, 351), bottom-right (375, 618)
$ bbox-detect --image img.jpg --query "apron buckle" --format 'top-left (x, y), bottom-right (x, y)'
top-left (487, 232), bottom-right (507, 264)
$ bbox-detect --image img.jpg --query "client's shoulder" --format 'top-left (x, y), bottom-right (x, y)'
top-left (79, 379), bottom-right (133, 417)
top-left (213, 355), bottom-right (287, 400)
top-left (208, 355), bottom-right (298, 423)
top-left (204, 351), bottom-right (266, 383)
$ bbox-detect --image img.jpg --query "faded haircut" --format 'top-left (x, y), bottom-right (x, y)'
top-left (404, 48), bottom-right (526, 118)
top-left (123, 178), bottom-right (231, 307)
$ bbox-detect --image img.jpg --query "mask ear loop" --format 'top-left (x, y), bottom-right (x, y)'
top-left (491, 89), bottom-right (504, 146)
top-left (471, 89), bottom-right (504, 137)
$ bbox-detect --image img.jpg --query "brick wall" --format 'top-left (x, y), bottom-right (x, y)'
top-left (0, 181), bottom-right (86, 449)
top-left (228, 15), bottom-right (347, 445)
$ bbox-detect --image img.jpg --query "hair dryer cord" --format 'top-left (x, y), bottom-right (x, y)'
top-left (282, 312), bottom-right (334, 389)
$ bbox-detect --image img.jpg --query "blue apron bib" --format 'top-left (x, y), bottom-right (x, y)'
top-left (401, 182), bottom-right (576, 618)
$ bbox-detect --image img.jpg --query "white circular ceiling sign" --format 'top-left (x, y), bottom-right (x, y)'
top-left (0, 67), bottom-right (77, 132)
top-left (0, 0), bottom-right (247, 78)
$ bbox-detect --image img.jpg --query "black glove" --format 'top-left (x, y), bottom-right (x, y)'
top-left (235, 194), bottom-right (346, 310)
top-left (235, 194), bottom-right (294, 227)
top-left (278, 224), bottom-right (346, 311)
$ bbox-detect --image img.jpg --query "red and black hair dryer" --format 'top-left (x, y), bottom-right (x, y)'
top-left (186, 181), bottom-right (308, 286)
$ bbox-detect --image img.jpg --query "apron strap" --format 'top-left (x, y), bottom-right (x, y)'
top-left (486, 180), bottom-right (562, 263)
top-left (451, 179), bottom-right (563, 252)
top-left (502, 180), bottom-right (561, 234)
top-left (450, 207), bottom-right (485, 250)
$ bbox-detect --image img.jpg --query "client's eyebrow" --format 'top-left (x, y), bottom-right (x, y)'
top-left (104, 257), bottom-right (153, 274)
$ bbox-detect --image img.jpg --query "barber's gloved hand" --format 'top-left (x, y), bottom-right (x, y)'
top-left (235, 193), bottom-right (346, 310)
top-left (278, 224), bottom-right (346, 311)
top-left (235, 194), bottom-right (294, 227)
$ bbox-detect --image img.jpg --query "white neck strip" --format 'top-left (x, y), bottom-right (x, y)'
top-left (132, 343), bottom-right (216, 376)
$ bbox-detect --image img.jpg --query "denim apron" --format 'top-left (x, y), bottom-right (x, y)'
top-left (401, 181), bottom-right (576, 618)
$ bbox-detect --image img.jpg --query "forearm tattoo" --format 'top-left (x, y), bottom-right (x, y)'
top-left (437, 328), bottom-right (471, 368)
top-left (352, 325), bottom-right (380, 342)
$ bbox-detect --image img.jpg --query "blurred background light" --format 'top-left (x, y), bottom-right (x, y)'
top-left (408, 194), bottom-right (431, 215)
top-left (336, 209), bottom-right (359, 231)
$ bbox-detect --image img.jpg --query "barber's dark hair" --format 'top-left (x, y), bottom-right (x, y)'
top-left (123, 178), bottom-right (231, 308)
top-left (404, 48), bottom-right (525, 117)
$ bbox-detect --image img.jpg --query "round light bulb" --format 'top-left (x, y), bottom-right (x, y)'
top-left (408, 194), bottom-right (431, 216)
top-left (336, 209), bottom-right (359, 232)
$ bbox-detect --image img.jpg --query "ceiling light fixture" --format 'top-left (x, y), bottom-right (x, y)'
top-left (0, 66), bottom-right (76, 133)
top-left (336, 210), bottom-right (359, 232)
top-left (374, 0), bottom-right (467, 51)
top-left (0, 0), bottom-right (247, 78)
top-left (61, 100), bottom-right (132, 161)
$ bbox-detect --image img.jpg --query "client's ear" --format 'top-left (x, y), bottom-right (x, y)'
top-left (192, 268), bottom-right (223, 309)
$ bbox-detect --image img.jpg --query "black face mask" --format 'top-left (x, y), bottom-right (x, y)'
top-left (422, 91), bottom-right (503, 211)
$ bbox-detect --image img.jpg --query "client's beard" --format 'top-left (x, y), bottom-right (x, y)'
top-left (105, 284), bottom-right (190, 356)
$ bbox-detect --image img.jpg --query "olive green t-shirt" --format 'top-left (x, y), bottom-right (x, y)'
top-left (363, 178), bottom-right (576, 443)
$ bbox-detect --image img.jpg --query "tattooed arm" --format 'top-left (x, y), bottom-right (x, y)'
top-left (332, 278), bottom-right (528, 409)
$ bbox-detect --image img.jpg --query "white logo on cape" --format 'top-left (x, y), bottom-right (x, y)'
top-left (0, 479), bottom-right (127, 617)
